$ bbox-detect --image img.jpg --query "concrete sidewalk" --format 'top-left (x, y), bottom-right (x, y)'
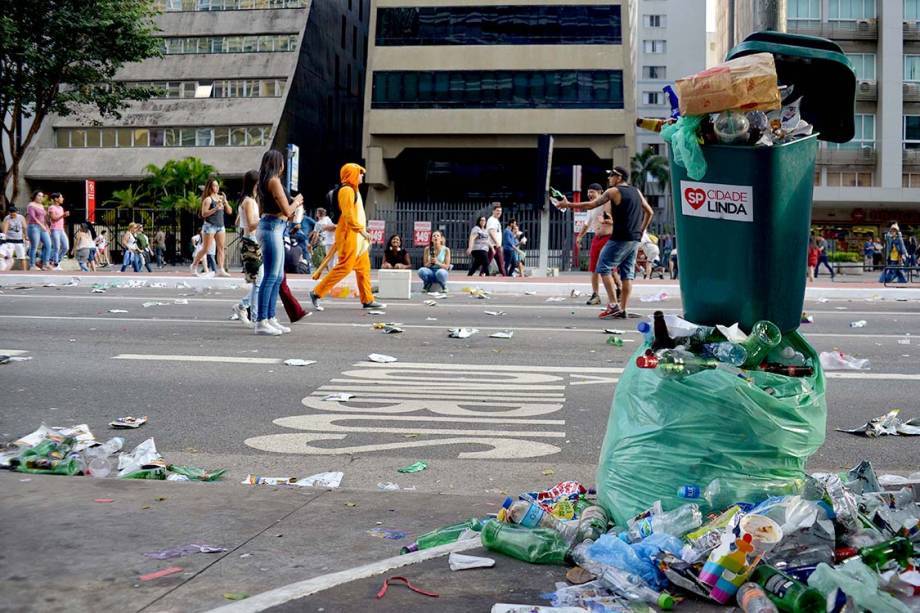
top-left (3, 269), bottom-right (919, 300)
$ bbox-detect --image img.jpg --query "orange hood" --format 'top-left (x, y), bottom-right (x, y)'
top-left (340, 163), bottom-right (366, 189)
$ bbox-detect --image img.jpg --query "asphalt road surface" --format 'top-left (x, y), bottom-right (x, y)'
top-left (1, 283), bottom-right (919, 496)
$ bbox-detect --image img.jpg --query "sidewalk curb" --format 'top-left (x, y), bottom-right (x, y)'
top-left (3, 272), bottom-right (920, 300)
top-left (203, 539), bottom-right (481, 613)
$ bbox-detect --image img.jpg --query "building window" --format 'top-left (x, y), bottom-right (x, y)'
top-left (825, 171), bottom-right (873, 187)
top-left (642, 91), bottom-right (661, 105)
top-left (371, 70), bottom-right (624, 109)
top-left (647, 144), bottom-right (661, 155)
top-left (829, 113), bottom-right (875, 149)
top-left (359, 0), bottom-right (364, 21)
top-left (54, 125), bottom-right (272, 148)
top-left (643, 40), bottom-right (667, 53)
top-left (906, 56), bottom-right (920, 82)
top-left (642, 66), bottom-right (666, 79)
top-left (341, 16), bottom-right (347, 49)
top-left (787, 0), bottom-right (821, 20)
top-left (847, 53), bottom-right (876, 80)
top-left (159, 34), bottom-right (298, 54)
top-left (908, 0), bottom-right (920, 20)
top-left (353, 25), bottom-right (358, 58)
top-left (643, 14), bottom-right (665, 28)
top-left (154, 0), bottom-right (307, 10)
top-left (375, 5), bottom-right (622, 46)
top-left (905, 116), bottom-right (920, 149)
top-left (828, 0), bottom-right (875, 20)
top-left (123, 78), bottom-right (284, 99)
top-left (335, 55), bottom-right (340, 88)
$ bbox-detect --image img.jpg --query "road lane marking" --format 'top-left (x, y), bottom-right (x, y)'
top-left (826, 372), bottom-right (920, 381)
top-left (0, 349), bottom-right (28, 356)
top-left (113, 354), bottom-right (282, 364)
top-left (352, 361), bottom-right (623, 374)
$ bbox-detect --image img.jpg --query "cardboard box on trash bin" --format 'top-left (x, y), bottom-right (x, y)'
top-left (377, 268), bottom-right (411, 300)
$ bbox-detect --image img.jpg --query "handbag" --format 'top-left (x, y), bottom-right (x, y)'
top-left (239, 236), bottom-right (262, 283)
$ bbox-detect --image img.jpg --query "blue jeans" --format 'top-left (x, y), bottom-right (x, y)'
top-left (418, 267), bottom-right (448, 289)
top-left (27, 224), bottom-right (52, 268)
top-left (596, 239), bottom-right (639, 280)
top-left (240, 264), bottom-right (264, 321)
top-left (256, 216), bottom-right (285, 321)
top-left (121, 250), bottom-right (141, 272)
top-left (880, 261), bottom-right (907, 284)
top-left (51, 228), bottom-right (69, 264)
top-left (814, 253), bottom-right (835, 278)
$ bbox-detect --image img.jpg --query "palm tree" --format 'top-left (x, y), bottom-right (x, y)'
top-left (143, 157), bottom-right (217, 212)
top-left (103, 185), bottom-right (145, 210)
top-left (630, 148), bottom-right (670, 196)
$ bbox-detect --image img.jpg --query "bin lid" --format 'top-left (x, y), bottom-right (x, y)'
top-left (726, 31), bottom-right (856, 143)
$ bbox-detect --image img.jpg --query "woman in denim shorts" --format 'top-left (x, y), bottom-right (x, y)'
top-left (190, 178), bottom-right (233, 277)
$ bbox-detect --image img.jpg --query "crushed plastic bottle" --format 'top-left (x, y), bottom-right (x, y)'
top-left (573, 505), bottom-right (609, 543)
top-left (819, 351), bottom-right (870, 370)
top-left (480, 519), bottom-right (569, 565)
top-left (706, 341), bottom-right (748, 366)
top-left (737, 582), bottom-right (778, 613)
top-left (808, 559), bottom-right (912, 613)
top-left (598, 566), bottom-right (676, 610)
top-left (620, 503), bottom-right (702, 542)
top-left (500, 497), bottom-right (577, 543)
top-left (400, 518), bottom-right (485, 554)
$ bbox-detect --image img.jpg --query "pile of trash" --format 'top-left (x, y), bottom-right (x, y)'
top-left (407, 469), bottom-right (919, 612)
top-left (0, 424), bottom-right (224, 481)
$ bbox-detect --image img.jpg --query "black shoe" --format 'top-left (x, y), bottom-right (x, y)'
top-left (362, 300), bottom-right (387, 309)
top-left (309, 291), bottom-right (324, 311)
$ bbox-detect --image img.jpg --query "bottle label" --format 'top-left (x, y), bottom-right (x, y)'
top-left (520, 504), bottom-right (544, 528)
top-left (763, 574), bottom-right (793, 598)
top-left (680, 485), bottom-right (701, 499)
top-left (637, 518), bottom-right (654, 538)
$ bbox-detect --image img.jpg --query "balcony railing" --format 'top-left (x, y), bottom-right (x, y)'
top-left (905, 82), bottom-right (920, 102)
top-left (787, 19), bottom-right (878, 40)
top-left (905, 21), bottom-right (920, 40)
top-left (817, 146), bottom-right (877, 165)
top-left (855, 80), bottom-right (877, 100)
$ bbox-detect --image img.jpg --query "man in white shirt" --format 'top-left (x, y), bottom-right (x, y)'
top-left (315, 207), bottom-right (336, 268)
top-left (485, 203), bottom-right (506, 276)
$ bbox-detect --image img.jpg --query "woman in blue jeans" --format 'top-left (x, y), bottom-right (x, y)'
top-left (254, 150), bottom-right (302, 336)
top-left (418, 230), bottom-right (451, 291)
top-left (26, 191), bottom-right (53, 270)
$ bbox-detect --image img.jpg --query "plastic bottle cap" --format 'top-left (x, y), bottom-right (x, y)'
top-left (657, 592), bottom-right (676, 610)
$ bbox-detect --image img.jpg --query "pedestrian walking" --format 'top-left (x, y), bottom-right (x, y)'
top-left (314, 207), bottom-right (336, 270)
top-left (135, 224), bottom-right (154, 272)
top-left (232, 169), bottom-right (262, 327)
top-left (863, 234), bottom-right (875, 272)
top-left (153, 229), bottom-right (166, 268)
top-left (47, 193), bottom-right (70, 269)
top-left (95, 229), bottom-right (110, 267)
top-left (575, 183), bottom-right (617, 306)
top-left (73, 223), bottom-right (96, 272)
top-left (880, 223), bottom-right (908, 284)
top-left (814, 235), bottom-right (835, 279)
top-left (310, 163), bottom-right (384, 311)
top-left (120, 223), bottom-right (142, 272)
top-left (418, 230), bottom-right (451, 291)
top-left (907, 234), bottom-right (918, 267)
top-left (252, 150), bottom-right (303, 335)
top-left (1, 206), bottom-right (27, 264)
top-left (466, 216), bottom-right (491, 276)
top-left (382, 234), bottom-right (411, 269)
top-left (485, 203), bottom-right (507, 276)
top-left (557, 166), bottom-right (654, 319)
top-left (26, 191), bottom-right (53, 270)
top-left (190, 178), bottom-right (232, 277)
top-left (807, 237), bottom-right (819, 282)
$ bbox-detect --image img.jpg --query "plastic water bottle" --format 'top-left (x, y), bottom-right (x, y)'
top-left (573, 505), bottom-right (609, 543)
top-left (706, 342), bottom-right (748, 366)
top-left (500, 497), bottom-right (577, 542)
top-left (737, 582), bottom-right (778, 613)
top-left (400, 518), bottom-right (484, 554)
top-left (636, 320), bottom-right (654, 345)
top-left (480, 519), bottom-right (569, 565)
top-left (599, 566), bottom-right (676, 610)
top-left (655, 349), bottom-right (720, 379)
top-left (621, 503), bottom-right (702, 542)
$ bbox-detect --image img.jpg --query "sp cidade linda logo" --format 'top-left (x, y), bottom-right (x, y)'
top-left (680, 180), bottom-right (754, 222)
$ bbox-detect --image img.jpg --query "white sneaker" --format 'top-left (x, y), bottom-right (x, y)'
top-left (217, 270), bottom-right (231, 278)
top-left (268, 317), bottom-right (291, 333)
top-left (232, 304), bottom-right (250, 325)
top-left (254, 320), bottom-right (282, 336)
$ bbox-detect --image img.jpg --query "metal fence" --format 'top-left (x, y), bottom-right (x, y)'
top-left (369, 201), bottom-right (578, 272)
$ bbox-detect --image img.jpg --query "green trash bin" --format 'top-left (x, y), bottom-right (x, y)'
top-left (670, 32), bottom-right (856, 333)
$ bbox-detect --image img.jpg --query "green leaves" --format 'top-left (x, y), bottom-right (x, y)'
top-left (630, 148), bottom-right (670, 195)
top-left (142, 158), bottom-right (218, 212)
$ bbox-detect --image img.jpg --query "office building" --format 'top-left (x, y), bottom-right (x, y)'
top-left (20, 0), bottom-right (370, 207)
top-left (362, 0), bottom-right (635, 209)
top-left (713, 0), bottom-right (920, 240)
top-left (630, 0), bottom-right (707, 227)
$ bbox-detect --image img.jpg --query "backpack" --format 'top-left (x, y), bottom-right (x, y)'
top-left (325, 184), bottom-right (341, 220)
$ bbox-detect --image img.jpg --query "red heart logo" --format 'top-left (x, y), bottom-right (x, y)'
top-left (684, 187), bottom-right (706, 210)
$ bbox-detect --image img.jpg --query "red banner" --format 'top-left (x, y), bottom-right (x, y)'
top-left (367, 219), bottom-right (385, 245)
top-left (413, 220), bottom-right (432, 247)
top-left (85, 179), bottom-right (96, 223)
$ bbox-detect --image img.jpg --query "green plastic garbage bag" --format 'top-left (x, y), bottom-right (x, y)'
top-left (661, 116), bottom-right (707, 180)
top-left (597, 332), bottom-right (826, 526)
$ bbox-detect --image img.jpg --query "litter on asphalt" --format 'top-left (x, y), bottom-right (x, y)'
top-left (283, 359), bottom-right (317, 367)
top-left (109, 416), bottom-right (148, 429)
top-left (449, 328), bottom-right (479, 339)
top-left (838, 409), bottom-right (920, 437)
top-left (368, 353), bottom-right (398, 363)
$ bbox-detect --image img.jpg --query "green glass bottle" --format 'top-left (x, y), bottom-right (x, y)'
top-left (480, 519), bottom-right (569, 565)
top-left (751, 565), bottom-right (826, 613)
top-left (400, 518), bottom-right (484, 554)
top-left (858, 537), bottom-right (914, 571)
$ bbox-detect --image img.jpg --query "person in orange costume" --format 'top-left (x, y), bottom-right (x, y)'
top-left (309, 163), bottom-right (385, 311)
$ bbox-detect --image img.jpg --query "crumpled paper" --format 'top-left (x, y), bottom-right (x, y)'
top-left (838, 409), bottom-right (920, 437)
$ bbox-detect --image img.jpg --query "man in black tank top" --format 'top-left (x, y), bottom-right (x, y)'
top-left (558, 166), bottom-right (654, 319)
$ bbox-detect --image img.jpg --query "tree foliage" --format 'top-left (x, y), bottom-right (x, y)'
top-left (0, 0), bottom-right (162, 206)
top-left (143, 158), bottom-right (218, 213)
top-left (630, 147), bottom-right (670, 196)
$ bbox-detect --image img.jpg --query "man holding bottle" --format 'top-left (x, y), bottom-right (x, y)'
top-left (557, 166), bottom-right (654, 319)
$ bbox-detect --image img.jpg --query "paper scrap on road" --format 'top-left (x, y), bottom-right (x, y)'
top-left (490, 330), bottom-right (514, 339)
top-left (838, 409), bottom-right (920, 437)
top-left (110, 416), bottom-right (148, 429)
top-left (117, 438), bottom-right (164, 476)
top-left (283, 359), bottom-right (317, 367)
top-left (484, 310), bottom-right (506, 316)
top-left (449, 552), bottom-right (496, 571)
top-left (368, 353), bottom-right (398, 363)
top-left (323, 392), bottom-right (354, 401)
top-left (820, 351), bottom-right (870, 370)
top-left (397, 461), bottom-right (428, 473)
top-left (149, 282), bottom-right (167, 288)
top-left (425, 317), bottom-right (437, 321)
top-left (382, 325), bottom-right (404, 334)
top-left (144, 544), bottom-right (227, 560)
top-left (176, 281), bottom-right (191, 289)
top-left (898, 336), bottom-right (912, 345)
top-left (15, 423), bottom-right (94, 449)
top-left (367, 310), bottom-right (386, 315)
top-left (448, 327), bottom-right (479, 339)
top-left (850, 320), bottom-right (867, 328)
top-left (142, 301), bottom-right (171, 308)
top-left (367, 528), bottom-right (408, 540)
top-left (640, 291), bottom-right (669, 303)
top-left (817, 297), bottom-right (829, 303)
top-left (139, 566), bottom-right (184, 582)
top-left (108, 309), bottom-right (128, 314)
top-left (523, 291), bottom-right (536, 295)
top-left (423, 300), bottom-right (438, 306)
top-left (91, 288), bottom-right (106, 293)
top-left (427, 292), bottom-right (448, 299)
top-left (545, 296), bottom-right (565, 302)
top-left (297, 471), bottom-right (344, 488)
top-left (1, 355), bottom-right (33, 364)
top-left (174, 299), bottom-right (188, 305)
top-left (377, 481), bottom-right (400, 491)
top-left (603, 329), bottom-right (625, 335)
top-left (63, 278), bottom-right (80, 287)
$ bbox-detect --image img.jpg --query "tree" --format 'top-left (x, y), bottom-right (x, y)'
top-left (630, 147), bottom-right (670, 196)
top-left (0, 0), bottom-right (162, 206)
top-left (104, 185), bottom-right (145, 210)
top-left (143, 157), bottom-right (217, 212)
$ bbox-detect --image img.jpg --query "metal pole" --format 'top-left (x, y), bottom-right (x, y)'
top-left (751, 0), bottom-right (787, 33)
